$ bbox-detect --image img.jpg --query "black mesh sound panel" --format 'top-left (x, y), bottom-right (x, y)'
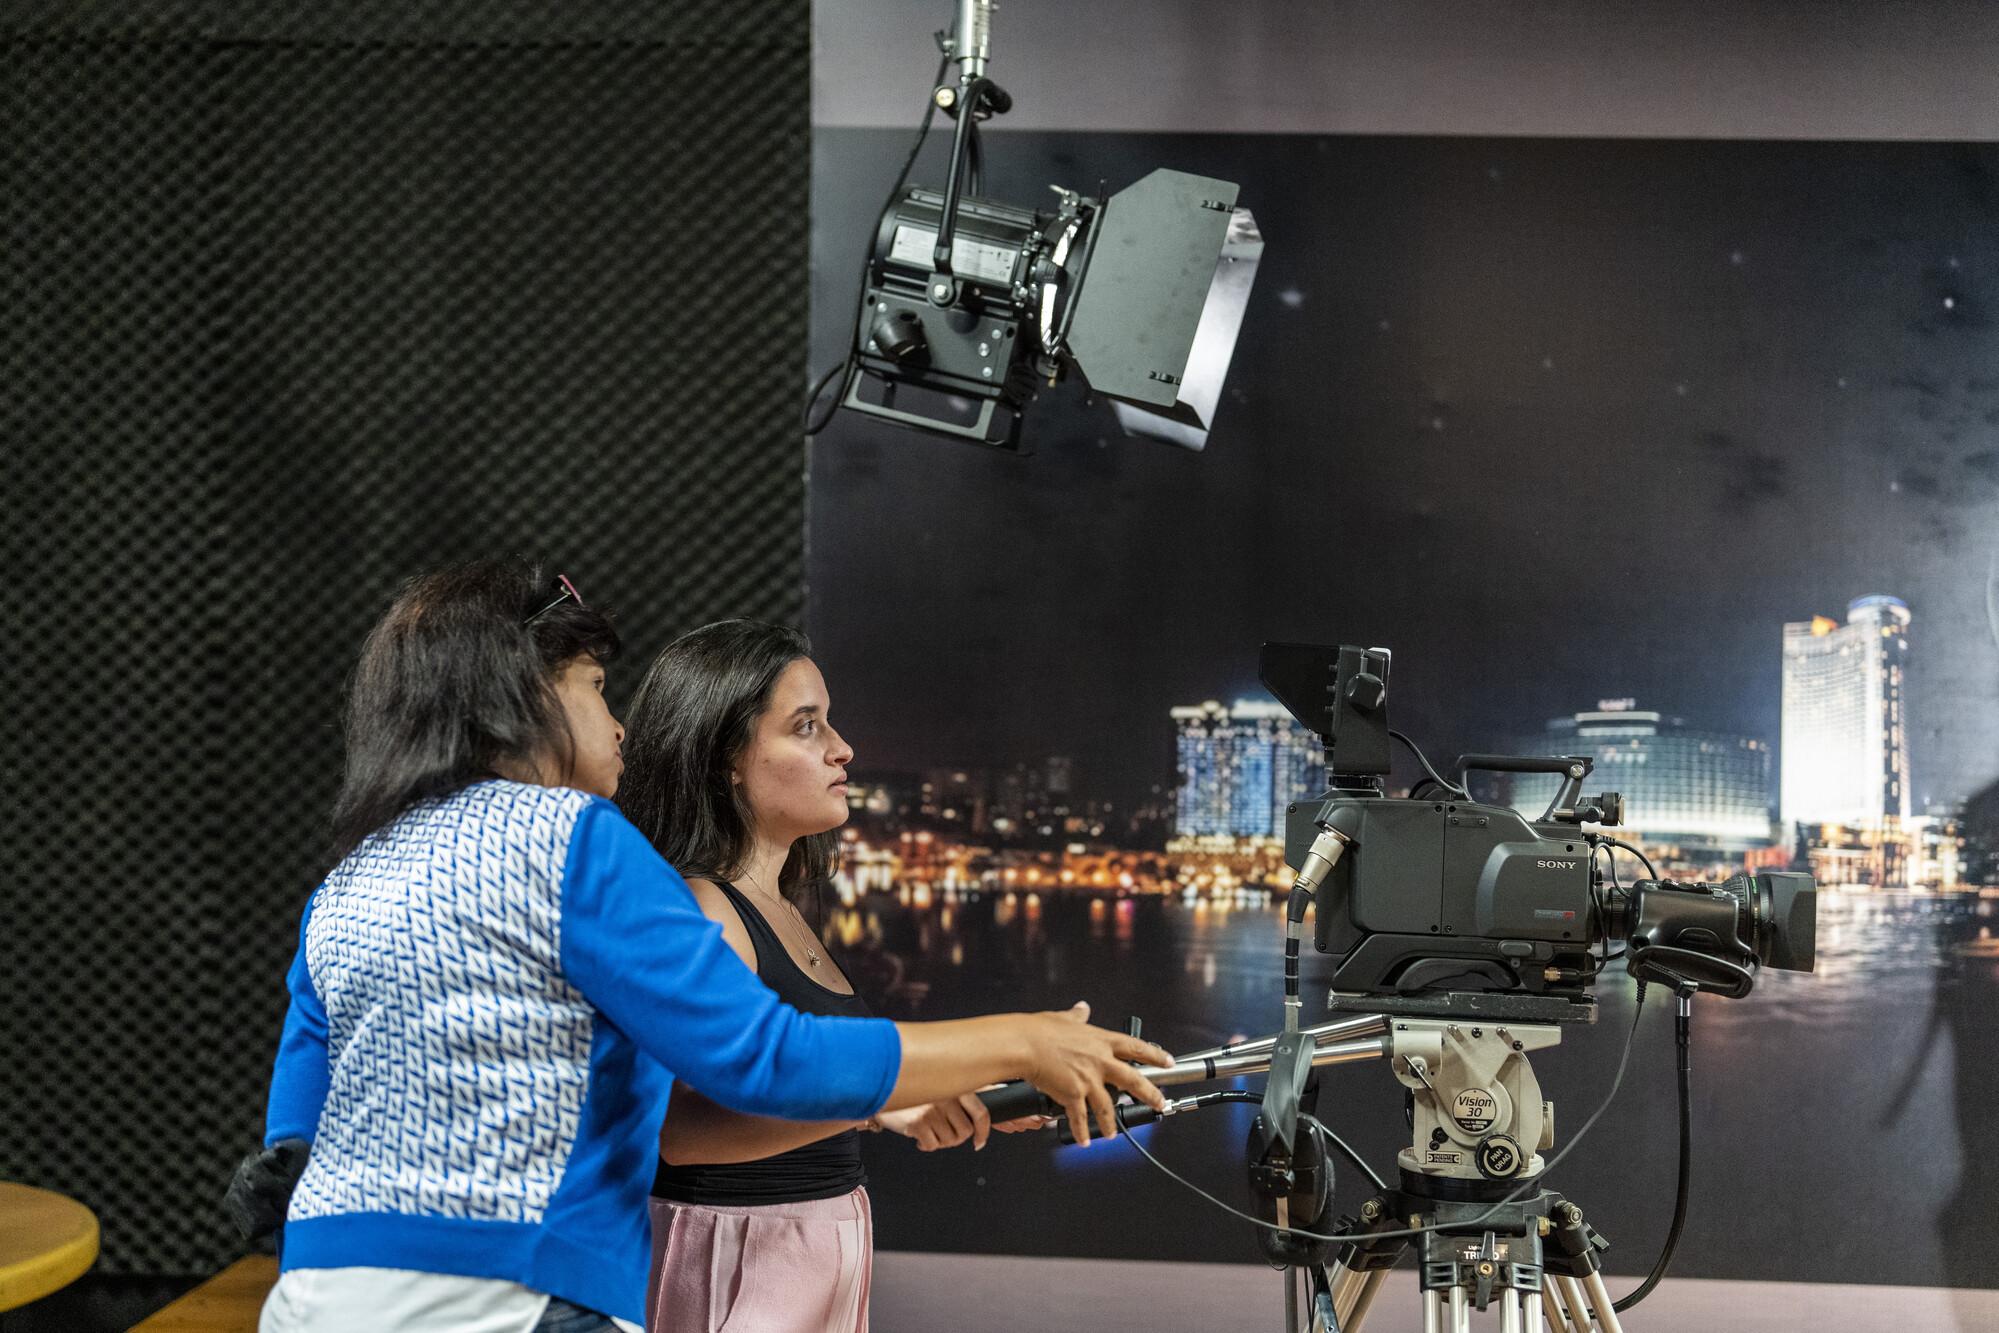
top-left (0, 1), bottom-right (809, 1276)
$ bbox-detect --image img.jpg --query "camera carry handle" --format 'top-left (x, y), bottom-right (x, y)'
top-left (1453, 754), bottom-right (1595, 824)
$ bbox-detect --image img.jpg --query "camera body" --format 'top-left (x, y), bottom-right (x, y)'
top-left (1263, 641), bottom-right (1816, 1004)
top-left (1286, 793), bottom-right (1600, 998)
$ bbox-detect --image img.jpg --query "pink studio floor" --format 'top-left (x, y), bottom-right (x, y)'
top-left (872, 1251), bottom-right (1999, 1332)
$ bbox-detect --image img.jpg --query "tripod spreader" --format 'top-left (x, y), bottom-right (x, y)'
top-left (1324, 1187), bottom-right (1623, 1333)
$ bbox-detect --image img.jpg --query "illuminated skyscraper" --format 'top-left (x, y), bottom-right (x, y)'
top-left (1171, 699), bottom-right (1325, 839)
top-left (1502, 702), bottom-right (1773, 852)
top-left (1781, 595), bottom-right (1912, 829)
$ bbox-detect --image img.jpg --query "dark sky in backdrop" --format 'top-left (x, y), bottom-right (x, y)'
top-left (807, 131), bottom-right (1999, 813)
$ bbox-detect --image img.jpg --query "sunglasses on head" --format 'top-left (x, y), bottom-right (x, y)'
top-left (522, 574), bottom-right (583, 628)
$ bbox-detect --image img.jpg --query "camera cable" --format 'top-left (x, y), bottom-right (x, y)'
top-left (1598, 834), bottom-right (1659, 881)
top-left (1303, 1113), bottom-right (1388, 1193)
top-left (1611, 980), bottom-right (1695, 1312)
top-left (1588, 841), bottom-right (1628, 966)
top-left (1390, 729), bottom-right (1469, 801)
top-left (1101, 1090), bottom-right (1388, 1193)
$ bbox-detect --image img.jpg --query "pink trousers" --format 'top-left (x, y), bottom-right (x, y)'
top-left (646, 1187), bottom-right (873, 1332)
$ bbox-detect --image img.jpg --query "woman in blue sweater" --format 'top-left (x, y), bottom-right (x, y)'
top-left (255, 562), bottom-right (1169, 1332)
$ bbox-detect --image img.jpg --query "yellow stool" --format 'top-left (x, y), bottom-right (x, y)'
top-left (0, 1181), bottom-right (99, 1312)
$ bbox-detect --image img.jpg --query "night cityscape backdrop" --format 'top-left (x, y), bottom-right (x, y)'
top-left (806, 134), bottom-right (1999, 858)
top-left (797, 131), bottom-right (1999, 1288)
top-left (813, 590), bottom-right (1990, 902)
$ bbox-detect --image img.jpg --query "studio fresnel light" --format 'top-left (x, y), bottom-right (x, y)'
top-left (814, 0), bottom-right (1262, 453)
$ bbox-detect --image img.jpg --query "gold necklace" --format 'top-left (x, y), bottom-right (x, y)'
top-left (738, 876), bottom-right (822, 967)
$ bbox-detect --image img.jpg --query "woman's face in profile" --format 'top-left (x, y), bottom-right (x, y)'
top-left (552, 654), bottom-right (625, 799)
top-left (735, 657), bottom-right (855, 842)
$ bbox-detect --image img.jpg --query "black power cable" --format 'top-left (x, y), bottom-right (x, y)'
top-left (1613, 987), bottom-right (1695, 1312)
top-left (803, 44), bottom-right (954, 436)
top-left (1584, 832), bottom-right (1691, 1310)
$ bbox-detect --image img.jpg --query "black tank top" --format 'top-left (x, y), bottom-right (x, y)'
top-left (653, 879), bottom-right (871, 1206)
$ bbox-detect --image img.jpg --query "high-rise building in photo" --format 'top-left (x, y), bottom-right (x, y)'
top-left (1781, 595), bottom-right (1912, 830)
top-left (1500, 702), bottom-right (1773, 852)
top-left (1172, 699), bottom-right (1326, 839)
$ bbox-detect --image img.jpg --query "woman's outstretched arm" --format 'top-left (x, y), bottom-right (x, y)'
top-left (659, 1080), bottom-right (864, 1166)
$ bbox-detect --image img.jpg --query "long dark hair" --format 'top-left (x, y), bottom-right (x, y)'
top-left (617, 619), bottom-right (837, 903)
top-left (327, 560), bottom-right (620, 863)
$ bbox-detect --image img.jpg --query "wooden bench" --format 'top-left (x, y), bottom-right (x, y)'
top-left (131, 1256), bottom-right (277, 1331)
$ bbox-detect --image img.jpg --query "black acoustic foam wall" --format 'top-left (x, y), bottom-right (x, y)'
top-left (0, 0), bottom-right (810, 1275)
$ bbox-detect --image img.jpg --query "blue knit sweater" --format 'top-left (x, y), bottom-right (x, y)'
top-left (264, 781), bottom-right (902, 1324)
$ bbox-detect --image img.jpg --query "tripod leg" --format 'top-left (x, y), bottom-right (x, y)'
top-left (1542, 1279), bottom-right (1579, 1333)
top-left (1449, 1284), bottom-right (1471, 1333)
top-left (1341, 1268), bottom-right (1387, 1331)
top-left (1555, 1277), bottom-right (1592, 1330)
top-left (1500, 1289), bottom-right (1523, 1333)
top-left (1523, 1292), bottom-right (1544, 1332)
top-left (1423, 1290), bottom-right (1445, 1333)
top-left (1580, 1271), bottom-right (1625, 1333)
top-left (1326, 1262), bottom-right (1364, 1323)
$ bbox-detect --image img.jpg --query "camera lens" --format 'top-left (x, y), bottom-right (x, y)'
top-left (1706, 871), bottom-right (1818, 975)
top-left (1753, 871), bottom-right (1817, 973)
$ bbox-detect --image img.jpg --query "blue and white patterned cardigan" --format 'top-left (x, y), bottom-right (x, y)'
top-left (264, 781), bottom-right (901, 1324)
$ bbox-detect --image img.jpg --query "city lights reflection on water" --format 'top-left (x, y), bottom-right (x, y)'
top-left (821, 882), bottom-right (1988, 1036)
top-left (817, 868), bottom-right (1999, 1056)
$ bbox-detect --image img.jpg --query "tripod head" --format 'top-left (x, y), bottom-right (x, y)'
top-left (1383, 1012), bottom-right (1562, 1190)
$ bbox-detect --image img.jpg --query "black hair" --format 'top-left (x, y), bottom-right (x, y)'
top-left (617, 619), bottom-right (837, 904)
top-left (327, 560), bottom-right (620, 863)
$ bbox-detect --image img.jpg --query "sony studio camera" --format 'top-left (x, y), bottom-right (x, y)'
top-left (1267, 644), bottom-right (1817, 1006)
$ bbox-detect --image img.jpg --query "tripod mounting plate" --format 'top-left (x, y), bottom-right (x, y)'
top-left (1328, 989), bottom-right (1597, 1026)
